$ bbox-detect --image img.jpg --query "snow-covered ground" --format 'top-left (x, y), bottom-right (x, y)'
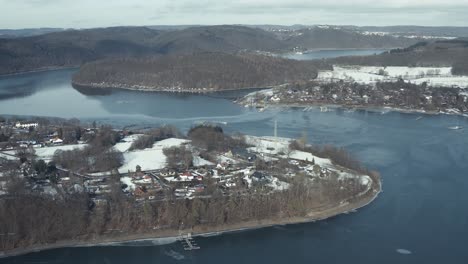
top-left (193, 156), bottom-right (214, 167)
top-left (245, 136), bottom-right (332, 167)
top-left (120, 176), bottom-right (136, 192)
top-left (246, 136), bottom-right (370, 188)
top-left (114, 134), bottom-right (144, 152)
top-left (34, 144), bottom-right (88, 161)
top-left (118, 138), bottom-right (190, 173)
top-left (317, 66), bottom-right (468, 88)
top-left (2, 144), bottom-right (88, 162)
top-left (246, 136), bottom-right (290, 155)
top-left (0, 152), bottom-right (18, 161)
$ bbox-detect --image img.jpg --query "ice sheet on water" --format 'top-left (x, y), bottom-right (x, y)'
top-left (397, 248), bottom-right (412, 255)
top-left (164, 250), bottom-right (185, 260)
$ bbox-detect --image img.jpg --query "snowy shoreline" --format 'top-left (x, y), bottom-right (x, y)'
top-left (72, 82), bottom-right (276, 94)
top-left (272, 102), bottom-right (468, 118)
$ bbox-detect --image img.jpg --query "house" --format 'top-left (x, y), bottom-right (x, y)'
top-left (224, 181), bottom-right (237, 188)
top-left (270, 96), bottom-right (281, 102)
top-left (134, 186), bottom-right (147, 197)
top-left (216, 163), bottom-right (228, 170)
top-left (50, 138), bottom-right (63, 145)
top-left (251, 171), bottom-right (266, 180)
top-left (224, 150), bottom-right (234, 158)
top-left (15, 122), bottom-right (39, 129)
top-left (231, 147), bottom-right (256, 162)
top-left (177, 172), bottom-right (194, 182)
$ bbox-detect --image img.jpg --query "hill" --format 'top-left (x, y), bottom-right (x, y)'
top-left (279, 27), bottom-right (419, 50)
top-left (72, 53), bottom-right (322, 92)
top-left (0, 25), bottom-right (423, 75)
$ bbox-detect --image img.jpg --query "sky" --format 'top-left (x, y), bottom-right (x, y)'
top-left (1, 0), bottom-right (468, 29)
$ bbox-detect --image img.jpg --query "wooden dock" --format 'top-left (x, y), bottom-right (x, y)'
top-left (178, 233), bottom-right (200, 251)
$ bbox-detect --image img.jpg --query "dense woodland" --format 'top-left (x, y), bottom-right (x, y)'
top-left (72, 53), bottom-right (324, 91)
top-left (0, 25), bottom-right (421, 75)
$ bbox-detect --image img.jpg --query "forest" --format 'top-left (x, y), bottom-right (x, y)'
top-left (72, 53), bottom-right (324, 91)
top-left (0, 25), bottom-right (420, 75)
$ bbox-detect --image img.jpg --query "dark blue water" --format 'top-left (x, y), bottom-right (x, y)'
top-left (1, 55), bottom-right (468, 263)
top-left (282, 49), bottom-right (388, 60)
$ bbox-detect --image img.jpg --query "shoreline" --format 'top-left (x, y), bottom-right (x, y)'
top-left (71, 82), bottom-right (279, 95)
top-left (72, 83), bottom-right (467, 118)
top-left (238, 97), bottom-right (468, 118)
top-left (0, 66), bottom-right (79, 78)
top-left (0, 173), bottom-right (381, 259)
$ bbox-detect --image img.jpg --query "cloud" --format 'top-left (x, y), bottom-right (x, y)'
top-left (0, 0), bottom-right (467, 28)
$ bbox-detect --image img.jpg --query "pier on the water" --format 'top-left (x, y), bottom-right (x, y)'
top-left (178, 233), bottom-right (200, 251)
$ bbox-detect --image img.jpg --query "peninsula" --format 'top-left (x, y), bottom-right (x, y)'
top-left (0, 118), bottom-right (380, 257)
top-left (71, 52), bottom-right (322, 93)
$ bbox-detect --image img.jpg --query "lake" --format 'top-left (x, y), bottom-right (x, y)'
top-left (282, 49), bottom-right (388, 60)
top-left (1, 50), bottom-right (468, 264)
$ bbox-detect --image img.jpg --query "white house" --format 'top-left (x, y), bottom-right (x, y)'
top-left (15, 122), bottom-right (39, 129)
top-left (50, 138), bottom-right (64, 145)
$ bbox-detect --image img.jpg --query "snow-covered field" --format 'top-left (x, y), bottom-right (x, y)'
top-left (34, 144), bottom-right (87, 161)
top-left (2, 144), bottom-right (87, 162)
top-left (113, 134), bottom-right (144, 152)
top-left (118, 138), bottom-right (190, 173)
top-left (317, 66), bottom-right (468, 88)
top-left (245, 136), bottom-right (332, 167)
top-left (193, 156), bottom-right (214, 167)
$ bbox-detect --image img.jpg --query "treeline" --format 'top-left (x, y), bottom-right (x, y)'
top-left (0, 168), bottom-right (374, 251)
top-left (72, 53), bottom-right (322, 91)
top-left (53, 126), bottom-right (123, 173)
top-left (328, 40), bottom-right (468, 75)
top-left (128, 126), bottom-right (181, 151)
top-left (0, 25), bottom-right (420, 75)
top-left (187, 124), bottom-right (246, 152)
top-left (289, 140), bottom-right (370, 175)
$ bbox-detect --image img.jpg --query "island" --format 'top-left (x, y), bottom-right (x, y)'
top-left (0, 117), bottom-right (380, 257)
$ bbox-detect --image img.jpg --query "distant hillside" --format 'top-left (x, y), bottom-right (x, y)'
top-left (0, 27), bottom-right (161, 75)
top-left (72, 53), bottom-right (323, 92)
top-left (280, 27), bottom-right (419, 50)
top-left (0, 28), bottom-right (65, 38)
top-left (152, 25), bottom-right (285, 54)
top-left (352, 26), bottom-right (468, 38)
top-left (328, 40), bottom-right (468, 75)
top-left (0, 25), bottom-right (422, 75)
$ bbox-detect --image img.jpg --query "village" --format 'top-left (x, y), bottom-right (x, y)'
top-left (237, 67), bottom-right (468, 115)
top-left (0, 117), bottom-right (371, 209)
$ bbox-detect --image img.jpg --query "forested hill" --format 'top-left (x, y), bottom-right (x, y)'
top-left (328, 40), bottom-right (468, 75)
top-left (72, 53), bottom-right (323, 92)
top-left (0, 25), bottom-right (421, 75)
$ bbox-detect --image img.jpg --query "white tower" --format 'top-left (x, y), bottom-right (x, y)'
top-left (274, 119), bottom-right (278, 139)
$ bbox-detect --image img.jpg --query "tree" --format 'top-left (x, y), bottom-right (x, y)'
top-left (34, 160), bottom-right (47, 175)
top-left (16, 146), bottom-right (35, 163)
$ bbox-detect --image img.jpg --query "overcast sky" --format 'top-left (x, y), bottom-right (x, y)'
top-left (1, 0), bottom-right (468, 29)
